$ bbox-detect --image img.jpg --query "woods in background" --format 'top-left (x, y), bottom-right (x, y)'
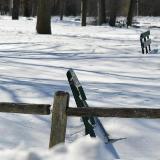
top-left (0, 0), bottom-right (160, 34)
top-left (1, 0), bottom-right (160, 18)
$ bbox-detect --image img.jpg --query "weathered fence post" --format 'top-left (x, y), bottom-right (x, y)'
top-left (49, 91), bottom-right (69, 148)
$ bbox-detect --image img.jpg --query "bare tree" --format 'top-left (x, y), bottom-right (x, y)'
top-left (23, 0), bottom-right (31, 17)
top-left (81, 0), bottom-right (87, 26)
top-left (127, 0), bottom-right (136, 26)
top-left (109, 0), bottom-right (120, 26)
top-left (8, 0), bottom-right (13, 15)
top-left (31, 0), bottom-right (38, 17)
top-left (59, 0), bottom-right (65, 20)
top-left (36, 0), bottom-right (51, 34)
top-left (97, 0), bottom-right (106, 25)
top-left (12, 0), bottom-right (20, 19)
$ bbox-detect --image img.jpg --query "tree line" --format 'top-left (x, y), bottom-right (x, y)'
top-left (0, 0), bottom-right (159, 34)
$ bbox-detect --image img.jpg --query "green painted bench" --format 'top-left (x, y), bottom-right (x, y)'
top-left (67, 69), bottom-right (109, 142)
top-left (140, 30), bottom-right (151, 54)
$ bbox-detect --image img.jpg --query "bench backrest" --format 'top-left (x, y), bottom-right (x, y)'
top-left (67, 69), bottom-right (96, 137)
top-left (140, 30), bottom-right (151, 54)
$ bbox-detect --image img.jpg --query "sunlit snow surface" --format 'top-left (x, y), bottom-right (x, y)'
top-left (0, 16), bottom-right (160, 159)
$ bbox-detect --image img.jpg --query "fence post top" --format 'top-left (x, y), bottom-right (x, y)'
top-left (55, 91), bottom-right (69, 97)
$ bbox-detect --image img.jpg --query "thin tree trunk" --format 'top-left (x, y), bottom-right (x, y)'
top-left (12, 0), bottom-right (20, 20)
top-left (81, 0), bottom-right (88, 26)
top-left (9, 0), bottom-right (13, 15)
top-left (127, 0), bottom-right (136, 27)
top-left (31, 0), bottom-right (38, 17)
top-left (109, 0), bottom-right (120, 26)
top-left (36, 0), bottom-right (51, 34)
top-left (60, 0), bottom-right (65, 20)
top-left (23, 0), bottom-right (31, 17)
top-left (97, 0), bottom-right (106, 25)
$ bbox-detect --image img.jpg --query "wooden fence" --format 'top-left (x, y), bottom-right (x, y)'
top-left (0, 91), bottom-right (69, 149)
top-left (51, 91), bottom-right (160, 147)
top-left (0, 90), bottom-right (160, 149)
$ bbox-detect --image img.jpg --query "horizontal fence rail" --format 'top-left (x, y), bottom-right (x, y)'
top-left (1, 91), bottom-right (160, 149)
top-left (67, 107), bottom-right (160, 118)
top-left (0, 102), bottom-right (51, 115)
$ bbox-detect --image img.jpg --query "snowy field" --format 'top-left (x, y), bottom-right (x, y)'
top-left (0, 16), bottom-right (160, 159)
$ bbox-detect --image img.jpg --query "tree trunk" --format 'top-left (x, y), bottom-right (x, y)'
top-left (127, 0), bottom-right (136, 27)
top-left (23, 0), bottom-right (31, 17)
top-left (97, 0), bottom-right (106, 25)
top-left (109, 0), bottom-right (120, 26)
top-left (31, 0), bottom-right (38, 17)
top-left (59, 0), bottom-right (65, 20)
top-left (12, 0), bottom-right (20, 20)
top-left (9, 0), bottom-right (13, 15)
top-left (81, 0), bottom-right (87, 26)
top-left (36, 0), bottom-right (51, 34)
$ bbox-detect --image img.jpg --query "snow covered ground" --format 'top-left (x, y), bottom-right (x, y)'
top-left (0, 16), bottom-right (160, 159)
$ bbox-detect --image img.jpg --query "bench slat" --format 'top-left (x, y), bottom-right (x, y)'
top-left (140, 30), bottom-right (150, 39)
top-left (67, 69), bottom-right (87, 101)
top-left (143, 39), bottom-right (151, 48)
